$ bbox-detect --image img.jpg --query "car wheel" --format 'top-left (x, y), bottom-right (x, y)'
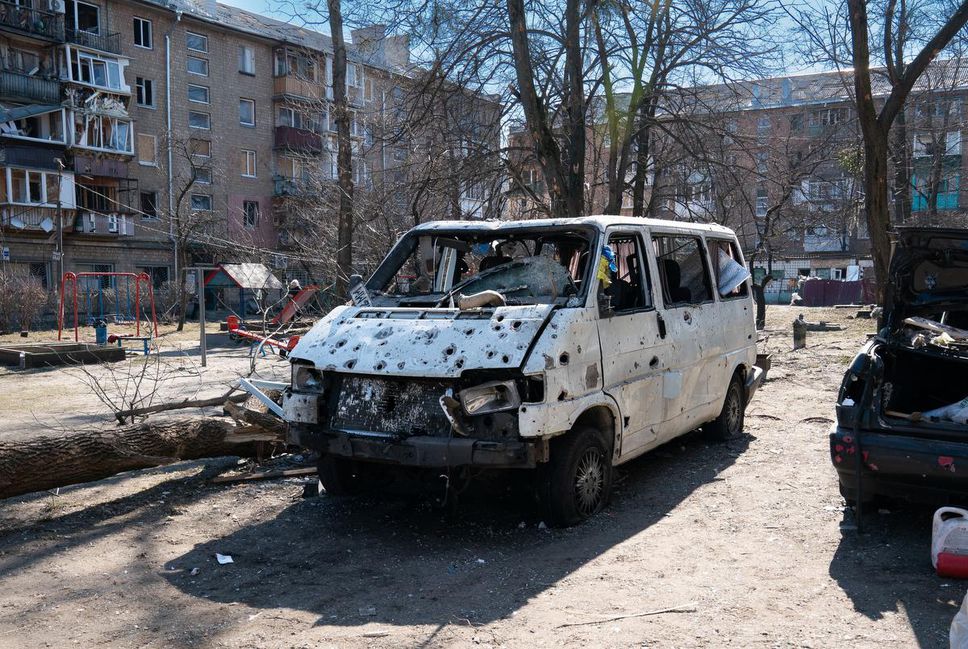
top-left (317, 455), bottom-right (367, 496)
top-left (705, 374), bottom-right (745, 441)
top-left (541, 426), bottom-right (613, 527)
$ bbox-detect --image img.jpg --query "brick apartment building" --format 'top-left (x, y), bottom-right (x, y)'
top-left (0, 0), bottom-right (501, 313)
top-left (506, 62), bottom-right (968, 303)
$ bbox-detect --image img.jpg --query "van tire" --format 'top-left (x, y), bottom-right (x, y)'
top-left (704, 374), bottom-right (745, 441)
top-left (317, 455), bottom-right (366, 496)
top-left (541, 426), bottom-right (613, 527)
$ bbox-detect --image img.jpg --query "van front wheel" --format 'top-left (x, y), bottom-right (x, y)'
top-left (704, 374), bottom-right (746, 441)
top-left (541, 426), bottom-right (613, 527)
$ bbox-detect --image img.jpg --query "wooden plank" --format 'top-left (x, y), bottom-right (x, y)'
top-left (210, 466), bottom-right (317, 484)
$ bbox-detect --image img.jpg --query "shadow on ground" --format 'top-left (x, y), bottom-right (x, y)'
top-left (830, 505), bottom-right (961, 648)
top-left (159, 431), bottom-right (750, 631)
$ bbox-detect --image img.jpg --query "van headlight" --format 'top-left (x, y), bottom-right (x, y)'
top-left (292, 364), bottom-right (324, 391)
top-left (459, 380), bottom-right (521, 415)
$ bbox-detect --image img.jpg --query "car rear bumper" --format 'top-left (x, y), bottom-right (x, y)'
top-left (745, 365), bottom-right (765, 405)
top-left (291, 426), bottom-right (543, 469)
top-left (830, 425), bottom-right (968, 501)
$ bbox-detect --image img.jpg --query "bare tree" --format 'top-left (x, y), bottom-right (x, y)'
top-left (162, 134), bottom-right (222, 331)
top-left (804, 0), bottom-right (968, 291)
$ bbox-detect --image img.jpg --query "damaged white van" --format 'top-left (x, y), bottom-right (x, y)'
top-left (284, 216), bottom-right (763, 525)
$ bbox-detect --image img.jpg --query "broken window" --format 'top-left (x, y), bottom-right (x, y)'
top-left (708, 238), bottom-right (750, 299)
top-left (603, 233), bottom-right (652, 312)
top-left (369, 228), bottom-right (596, 307)
top-left (652, 235), bottom-right (713, 305)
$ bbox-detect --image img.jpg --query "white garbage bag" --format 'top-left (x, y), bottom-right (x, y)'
top-left (925, 396), bottom-right (968, 422)
top-left (952, 589), bottom-right (968, 648)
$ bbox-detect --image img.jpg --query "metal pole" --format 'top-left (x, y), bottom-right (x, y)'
top-left (198, 268), bottom-right (207, 367)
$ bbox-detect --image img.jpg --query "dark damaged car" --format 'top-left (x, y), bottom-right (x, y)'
top-left (833, 227), bottom-right (968, 505)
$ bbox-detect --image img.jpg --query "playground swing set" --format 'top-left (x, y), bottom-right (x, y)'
top-left (58, 272), bottom-right (160, 355)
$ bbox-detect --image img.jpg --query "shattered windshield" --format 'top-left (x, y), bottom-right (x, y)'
top-left (367, 227), bottom-right (595, 307)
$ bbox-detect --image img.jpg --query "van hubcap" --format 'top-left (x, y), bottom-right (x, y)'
top-left (726, 387), bottom-right (742, 432)
top-left (575, 449), bottom-right (604, 515)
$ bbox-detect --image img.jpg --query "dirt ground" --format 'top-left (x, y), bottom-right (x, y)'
top-left (0, 306), bottom-right (961, 648)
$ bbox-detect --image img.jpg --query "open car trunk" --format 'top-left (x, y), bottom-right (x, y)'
top-left (880, 345), bottom-right (968, 429)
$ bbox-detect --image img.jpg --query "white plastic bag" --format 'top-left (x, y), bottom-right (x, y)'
top-left (952, 589), bottom-right (968, 649)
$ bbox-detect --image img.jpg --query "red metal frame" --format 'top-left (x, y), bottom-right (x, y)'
top-left (58, 272), bottom-right (160, 342)
top-left (227, 318), bottom-right (300, 351)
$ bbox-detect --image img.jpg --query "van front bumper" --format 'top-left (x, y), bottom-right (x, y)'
top-left (291, 426), bottom-right (544, 469)
top-left (830, 425), bottom-right (968, 502)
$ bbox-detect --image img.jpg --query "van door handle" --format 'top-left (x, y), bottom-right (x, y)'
top-left (657, 312), bottom-right (667, 339)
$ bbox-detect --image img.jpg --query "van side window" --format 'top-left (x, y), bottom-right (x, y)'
top-left (604, 234), bottom-right (652, 312)
top-left (652, 236), bottom-right (713, 305)
top-left (709, 238), bottom-right (750, 298)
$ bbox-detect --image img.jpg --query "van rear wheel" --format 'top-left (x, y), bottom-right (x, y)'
top-left (705, 374), bottom-right (745, 441)
top-left (541, 426), bottom-right (613, 527)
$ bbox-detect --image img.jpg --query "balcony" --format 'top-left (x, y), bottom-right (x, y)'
top-left (73, 155), bottom-right (128, 177)
top-left (0, 143), bottom-right (64, 169)
top-left (0, 69), bottom-right (60, 103)
top-left (66, 29), bottom-right (121, 55)
top-left (1, 206), bottom-right (75, 233)
top-left (73, 211), bottom-right (134, 236)
top-left (273, 75), bottom-right (324, 101)
top-left (0, 0), bottom-right (64, 42)
top-left (274, 125), bottom-right (323, 153)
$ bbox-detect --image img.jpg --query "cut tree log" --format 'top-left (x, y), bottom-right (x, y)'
top-left (0, 417), bottom-right (272, 500)
top-left (224, 400), bottom-right (286, 437)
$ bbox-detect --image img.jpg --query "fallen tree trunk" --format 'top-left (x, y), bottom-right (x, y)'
top-left (0, 417), bottom-right (274, 500)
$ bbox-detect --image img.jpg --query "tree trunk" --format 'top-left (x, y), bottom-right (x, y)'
top-left (891, 108), bottom-right (911, 223)
top-left (329, 0), bottom-right (354, 299)
top-left (506, 0), bottom-right (570, 218)
top-left (753, 282), bottom-right (767, 330)
top-left (175, 253), bottom-right (190, 332)
top-left (862, 134), bottom-right (893, 299)
top-left (0, 418), bottom-right (270, 500)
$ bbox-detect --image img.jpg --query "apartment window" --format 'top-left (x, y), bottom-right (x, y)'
top-left (187, 56), bottom-right (209, 76)
top-left (73, 114), bottom-right (132, 152)
top-left (140, 191), bottom-right (158, 219)
top-left (135, 77), bottom-right (154, 107)
top-left (137, 133), bottom-right (157, 165)
top-left (241, 149), bottom-right (256, 177)
top-left (133, 17), bottom-right (152, 49)
top-left (190, 138), bottom-right (211, 157)
top-left (243, 200), bottom-right (259, 229)
top-left (239, 45), bottom-right (255, 75)
top-left (755, 186), bottom-right (768, 217)
top-left (190, 194), bottom-right (212, 211)
top-left (71, 0), bottom-right (101, 34)
top-left (239, 98), bottom-right (255, 126)
top-left (188, 111), bottom-right (210, 130)
top-left (756, 151), bottom-right (768, 174)
top-left (73, 51), bottom-right (123, 90)
top-left (9, 168), bottom-right (58, 204)
top-left (187, 84), bottom-right (209, 104)
top-left (194, 167), bottom-right (212, 184)
top-left (186, 32), bottom-right (208, 53)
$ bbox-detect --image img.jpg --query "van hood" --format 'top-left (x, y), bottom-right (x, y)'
top-left (884, 227), bottom-right (968, 331)
top-left (289, 304), bottom-right (555, 378)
